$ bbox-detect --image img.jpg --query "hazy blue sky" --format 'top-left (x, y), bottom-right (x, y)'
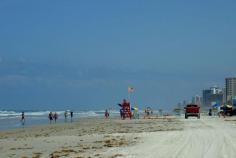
top-left (0, 0), bottom-right (236, 111)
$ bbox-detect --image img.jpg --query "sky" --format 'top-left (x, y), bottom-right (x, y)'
top-left (0, 0), bottom-right (236, 111)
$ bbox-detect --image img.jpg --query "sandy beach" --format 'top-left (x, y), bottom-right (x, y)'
top-left (0, 116), bottom-right (236, 158)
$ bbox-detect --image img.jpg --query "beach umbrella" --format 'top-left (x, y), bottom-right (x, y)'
top-left (212, 104), bottom-right (220, 108)
top-left (131, 107), bottom-right (138, 111)
top-left (221, 104), bottom-right (233, 109)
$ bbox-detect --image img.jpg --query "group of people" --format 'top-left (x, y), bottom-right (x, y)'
top-left (208, 106), bottom-right (227, 118)
top-left (48, 112), bottom-right (58, 123)
top-left (64, 111), bottom-right (74, 122)
top-left (19, 111), bottom-right (74, 126)
top-left (48, 111), bottom-right (74, 123)
top-left (144, 107), bottom-right (153, 118)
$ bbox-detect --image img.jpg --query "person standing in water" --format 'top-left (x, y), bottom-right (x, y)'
top-left (53, 112), bottom-right (58, 123)
top-left (48, 112), bottom-right (53, 124)
top-left (64, 111), bottom-right (68, 122)
top-left (105, 109), bottom-right (109, 119)
top-left (70, 111), bottom-right (73, 122)
top-left (21, 112), bottom-right (25, 126)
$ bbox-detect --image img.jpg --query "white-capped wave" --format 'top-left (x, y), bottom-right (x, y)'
top-left (0, 110), bottom-right (120, 118)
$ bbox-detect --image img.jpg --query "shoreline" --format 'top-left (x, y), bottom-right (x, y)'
top-left (0, 110), bottom-right (123, 130)
top-left (1, 109), bottom-right (234, 157)
top-left (0, 116), bottom-right (181, 158)
top-left (1, 116), bottom-right (236, 158)
top-left (0, 116), bottom-right (118, 131)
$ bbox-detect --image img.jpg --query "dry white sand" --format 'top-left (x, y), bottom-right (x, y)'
top-left (108, 116), bottom-right (236, 158)
top-left (0, 116), bottom-right (236, 158)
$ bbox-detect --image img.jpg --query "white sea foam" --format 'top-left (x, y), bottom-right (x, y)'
top-left (0, 110), bottom-right (120, 118)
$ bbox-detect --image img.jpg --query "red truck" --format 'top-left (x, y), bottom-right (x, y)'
top-left (184, 104), bottom-right (200, 119)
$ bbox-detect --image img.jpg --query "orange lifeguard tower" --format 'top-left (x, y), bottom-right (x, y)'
top-left (119, 99), bottom-right (132, 119)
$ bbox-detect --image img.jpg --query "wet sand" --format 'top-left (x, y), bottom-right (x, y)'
top-left (0, 117), bottom-right (182, 158)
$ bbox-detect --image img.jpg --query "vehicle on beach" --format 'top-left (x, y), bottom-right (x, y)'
top-left (184, 104), bottom-right (200, 119)
top-left (224, 108), bottom-right (236, 116)
top-left (229, 109), bottom-right (236, 116)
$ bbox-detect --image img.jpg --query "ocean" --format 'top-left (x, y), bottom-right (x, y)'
top-left (0, 110), bottom-right (120, 130)
top-left (0, 108), bottom-right (172, 130)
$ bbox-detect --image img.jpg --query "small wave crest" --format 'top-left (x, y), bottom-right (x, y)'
top-left (0, 110), bottom-right (120, 118)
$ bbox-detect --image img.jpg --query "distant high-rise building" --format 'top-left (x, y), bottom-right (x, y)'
top-left (233, 98), bottom-right (236, 107)
top-left (210, 86), bottom-right (222, 94)
top-left (202, 89), bottom-right (213, 107)
top-left (182, 100), bottom-right (188, 107)
top-left (202, 86), bottom-right (223, 108)
top-left (225, 77), bottom-right (236, 102)
top-left (192, 95), bottom-right (202, 105)
top-left (222, 87), bottom-right (226, 104)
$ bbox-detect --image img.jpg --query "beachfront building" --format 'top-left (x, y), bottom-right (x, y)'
top-left (182, 100), bottom-right (188, 107)
top-left (202, 86), bottom-right (223, 109)
top-left (233, 98), bottom-right (236, 107)
top-left (225, 77), bottom-right (236, 103)
top-left (191, 95), bottom-right (202, 106)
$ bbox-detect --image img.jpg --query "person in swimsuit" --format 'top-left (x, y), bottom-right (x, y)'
top-left (48, 112), bottom-right (53, 124)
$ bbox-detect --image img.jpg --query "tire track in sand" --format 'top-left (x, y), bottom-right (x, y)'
top-left (118, 116), bottom-right (236, 158)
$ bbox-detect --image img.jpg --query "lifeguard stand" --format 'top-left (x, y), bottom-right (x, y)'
top-left (120, 99), bottom-right (132, 119)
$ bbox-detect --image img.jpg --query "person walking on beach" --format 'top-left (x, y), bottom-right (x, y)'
top-left (48, 112), bottom-right (53, 124)
top-left (53, 112), bottom-right (58, 123)
top-left (21, 112), bottom-right (25, 126)
top-left (119, 109), bottom-right (123, 119)
top-left (70, 111), bottom-right (73, 122)
top-left (208, 109), bottom-right (212, 116)
top-left (64, 111), bottom-right (68, 122)
top-left (105, 109), bottom-right (109, 119)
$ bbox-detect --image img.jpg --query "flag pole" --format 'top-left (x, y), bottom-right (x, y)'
top-left (128, 86), bottom-right (134, 111)
top-left (128, 88), bottom-right (131, 118)
top-left (128, 91), bottom-right (130, 102)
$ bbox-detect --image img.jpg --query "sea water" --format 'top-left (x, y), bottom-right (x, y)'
top-left (0, 110), bottom-right (120, 130)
